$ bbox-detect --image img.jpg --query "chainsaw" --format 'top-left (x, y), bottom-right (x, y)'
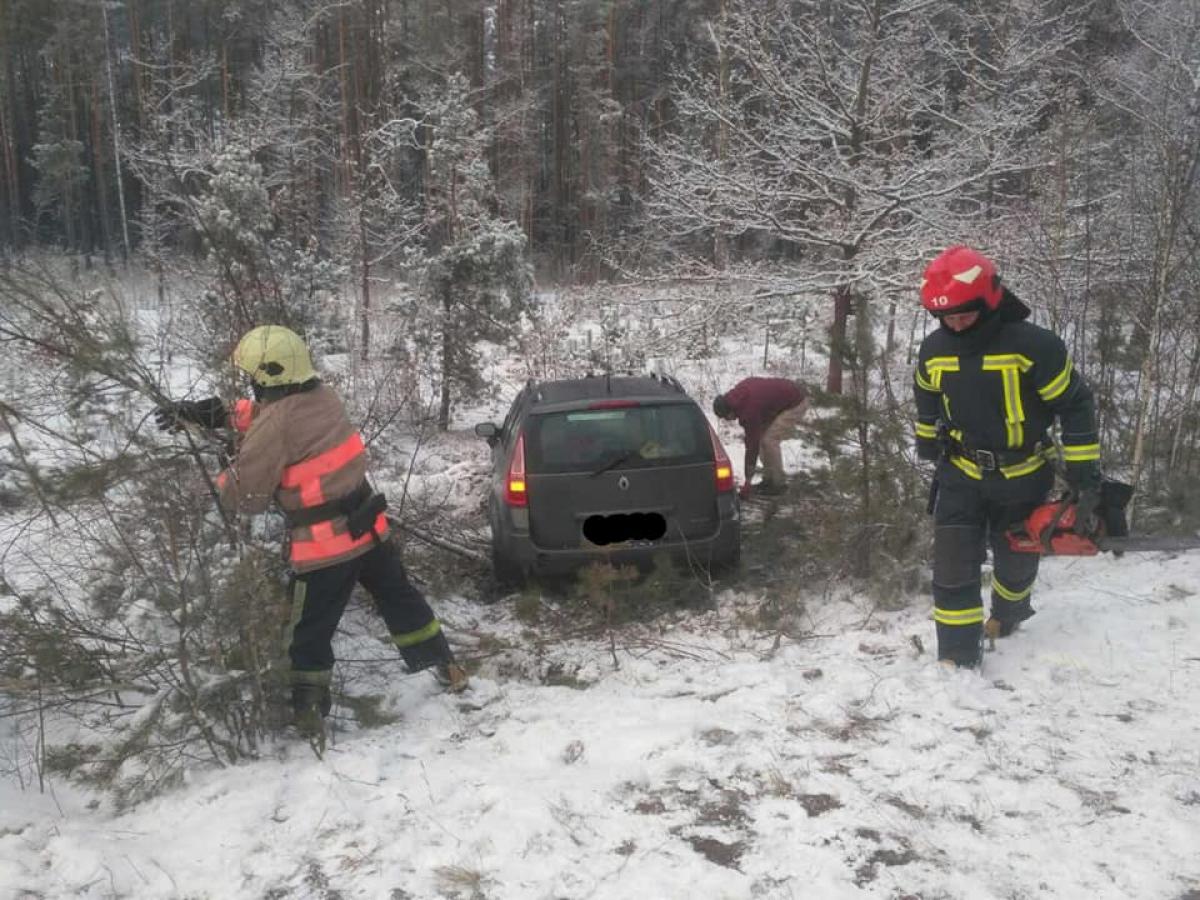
top-left (1007, 483), bottom-right (1200, 555)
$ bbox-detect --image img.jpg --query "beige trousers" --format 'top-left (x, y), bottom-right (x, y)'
top-left (759, 399), bottom-right (807, 487)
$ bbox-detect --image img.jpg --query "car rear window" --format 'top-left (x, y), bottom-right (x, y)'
top-left (524, 403), bottom-right (712, 474)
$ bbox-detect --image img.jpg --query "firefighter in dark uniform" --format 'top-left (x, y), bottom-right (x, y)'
top-left (913, 246), bottom-right (1102, 668)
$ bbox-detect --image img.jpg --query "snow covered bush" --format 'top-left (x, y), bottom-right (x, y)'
top-left (0, 265), bottom-right (296, 805)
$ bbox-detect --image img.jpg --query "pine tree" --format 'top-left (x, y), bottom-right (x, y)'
top-left (414, 73), bottom-right (535, 430)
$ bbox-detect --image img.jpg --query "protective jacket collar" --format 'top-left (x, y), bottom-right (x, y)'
top-left (940, 288), bottom-right (1030, 354)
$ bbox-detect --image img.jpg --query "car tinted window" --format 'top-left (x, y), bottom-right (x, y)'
top-left (524, 403), bottom-right (712, 474)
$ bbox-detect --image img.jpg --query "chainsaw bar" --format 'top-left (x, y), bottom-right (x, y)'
top-left (1095, 535), bottom-right (1200, 553)
top-left (1008, 528), bottom-right (1200, 555)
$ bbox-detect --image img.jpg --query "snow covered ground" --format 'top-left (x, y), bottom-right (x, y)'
top-left (2, 283), bottom-right (1198, 898)
top-left (3, 548), bottom-right (1199, 899)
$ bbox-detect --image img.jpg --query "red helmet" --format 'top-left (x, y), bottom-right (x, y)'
top-left (920, 246), bottom-right (1002, 315)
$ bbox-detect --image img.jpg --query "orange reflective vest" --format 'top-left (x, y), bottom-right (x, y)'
top-left (231, 398), bottom-right (256, 433)
top-left (216, 384), bottom-right (387, 573)
top-left (281, 431), bottom-right (387, 565)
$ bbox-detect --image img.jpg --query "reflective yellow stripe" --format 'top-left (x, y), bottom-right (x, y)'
top-left (950, 455), bottom-right (983, 480)
top-left (916, 421), bottom-right (938, 439)
top-left (1038, 359), bottom-right (1073, 401)
top-left (915, 370), bottom-right (937, 392)
top-left (983, 355), bottom-right (1034, 448)
top-left (934, 606), bottom-right (985, 625)
top-left (285, 579), bottom-right (307, 659)
top-left (982, 354), bottom-right (1034, 370)
top-left (951, 449), bottom-right (1048, 480)
top-left (393, 619), bottom-right (442, 648)
top-left (1062, 443), bottom-right (1101, 462)
top-left (999, 455), bottom-right (1047, 478)
top-left (992, 578), bottom-right (1032, 602)
top-left (925, 357), bottom-right (960, 390)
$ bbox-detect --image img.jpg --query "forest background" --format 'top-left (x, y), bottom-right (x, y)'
top-left (2, 0), bottom-right (1198, 463)
top-left (1, 0), bottom-right (1199, 805)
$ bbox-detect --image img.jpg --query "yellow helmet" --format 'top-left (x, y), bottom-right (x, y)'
top-left (232, 325), bottom-right (316, 387)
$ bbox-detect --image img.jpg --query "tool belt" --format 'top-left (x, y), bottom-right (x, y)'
top-left (949, 439), bottom-right (1048, 471)
top-left (288, 481), bottom-right (388, 539)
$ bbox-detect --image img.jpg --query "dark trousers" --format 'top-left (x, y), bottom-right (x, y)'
top-left (931, 461), bottom-right (1053, 665)
top-left (287, 538), bottom-right (453, 703)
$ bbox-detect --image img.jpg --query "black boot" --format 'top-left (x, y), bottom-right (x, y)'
top-left (434, 660), bottom-right (470, 693)
top-left (986, 602), bottom-right (1035, 640)
top-left (397, 630), bottom-right (469, 692)
top-left (291, 683), bottom-right (331, 736)
top-left (398, 629), bottom-right (450, 670)
top-left (937, 621), bottom-right (983, 669)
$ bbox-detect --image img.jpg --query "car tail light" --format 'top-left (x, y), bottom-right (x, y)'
top-left (504, 432), bottom-right (528, 507)
top-left (707, 423), bottom-right (735, 493)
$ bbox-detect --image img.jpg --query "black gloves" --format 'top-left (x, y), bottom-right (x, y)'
top-left (1072, 486), bottom-right (1102, 537)
top-left (1068, 462), bottom-right (1103, 536)
top-left (154, 396), bottom-right (228, 432)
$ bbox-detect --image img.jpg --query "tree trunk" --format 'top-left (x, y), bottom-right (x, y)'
top-left (827, 285), bottom-right (852, 395)
top-left (1129, 281), bottom-right (1164, 529)
top-left (101, 0), bottom-right (131, 260)
top-left (711, 0), bottom-right (729, 269)
top-left (0, 87), bottom-right (16, 247)
top-left (1170, 343), bottom-right (1200, 474)
top-left (852, 296), bottom-right (874, 579)
top-left (358, 188), bottom-right (371, 358)
top-left (89, 80), bottom-right (113, 260)
top-left (439, 287), bottom-right (453, 431)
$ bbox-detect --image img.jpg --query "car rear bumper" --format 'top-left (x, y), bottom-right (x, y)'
top-left (507, 518), bottom-right (741, 577)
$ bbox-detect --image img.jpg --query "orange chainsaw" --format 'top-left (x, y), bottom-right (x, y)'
top-left (1007, 484), bottom-right (1200, 555)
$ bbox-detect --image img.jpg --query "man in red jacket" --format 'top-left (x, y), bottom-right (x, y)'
top-left (713, 376), bottom-right (809, 498)
top-left (158, 325), bottom-right (467, 747)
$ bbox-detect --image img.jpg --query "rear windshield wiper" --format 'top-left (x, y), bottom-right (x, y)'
top-left (589, 449), bottom-right (641, 477)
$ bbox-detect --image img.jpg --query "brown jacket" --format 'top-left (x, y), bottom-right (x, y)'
top-left (217, 383), bottom-right (386, 573)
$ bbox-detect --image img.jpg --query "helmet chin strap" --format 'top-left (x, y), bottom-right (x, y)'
top-left (252, 378), bottom-right (321, 403)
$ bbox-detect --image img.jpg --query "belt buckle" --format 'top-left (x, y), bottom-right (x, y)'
top-left (975, 449), bottom-right (997, 470)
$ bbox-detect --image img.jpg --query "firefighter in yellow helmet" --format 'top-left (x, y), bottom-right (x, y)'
top-left (157, 325), bottom-right (467, 743)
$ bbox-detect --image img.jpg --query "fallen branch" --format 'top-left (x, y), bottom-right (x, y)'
top-left (387, 515), bottom-right (488, 563)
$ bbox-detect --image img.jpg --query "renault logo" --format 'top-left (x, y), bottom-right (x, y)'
top-left (617, 476), bottom-right (630, 491)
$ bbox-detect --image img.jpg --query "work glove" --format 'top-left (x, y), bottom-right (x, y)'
top-left (154, 396), bottom-right (227, 432)
top-left (1072, 486), bottom-right (1102, 537)
top-left (738, 483), bottom-right (752, 500)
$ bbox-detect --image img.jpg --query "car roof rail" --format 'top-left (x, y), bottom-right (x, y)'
top-left (646, 370), bottom-right (681, 392)
top-left (660, 372), bottom-right (684, 393)
top-left (517, 376), bottom-right (538, 404)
